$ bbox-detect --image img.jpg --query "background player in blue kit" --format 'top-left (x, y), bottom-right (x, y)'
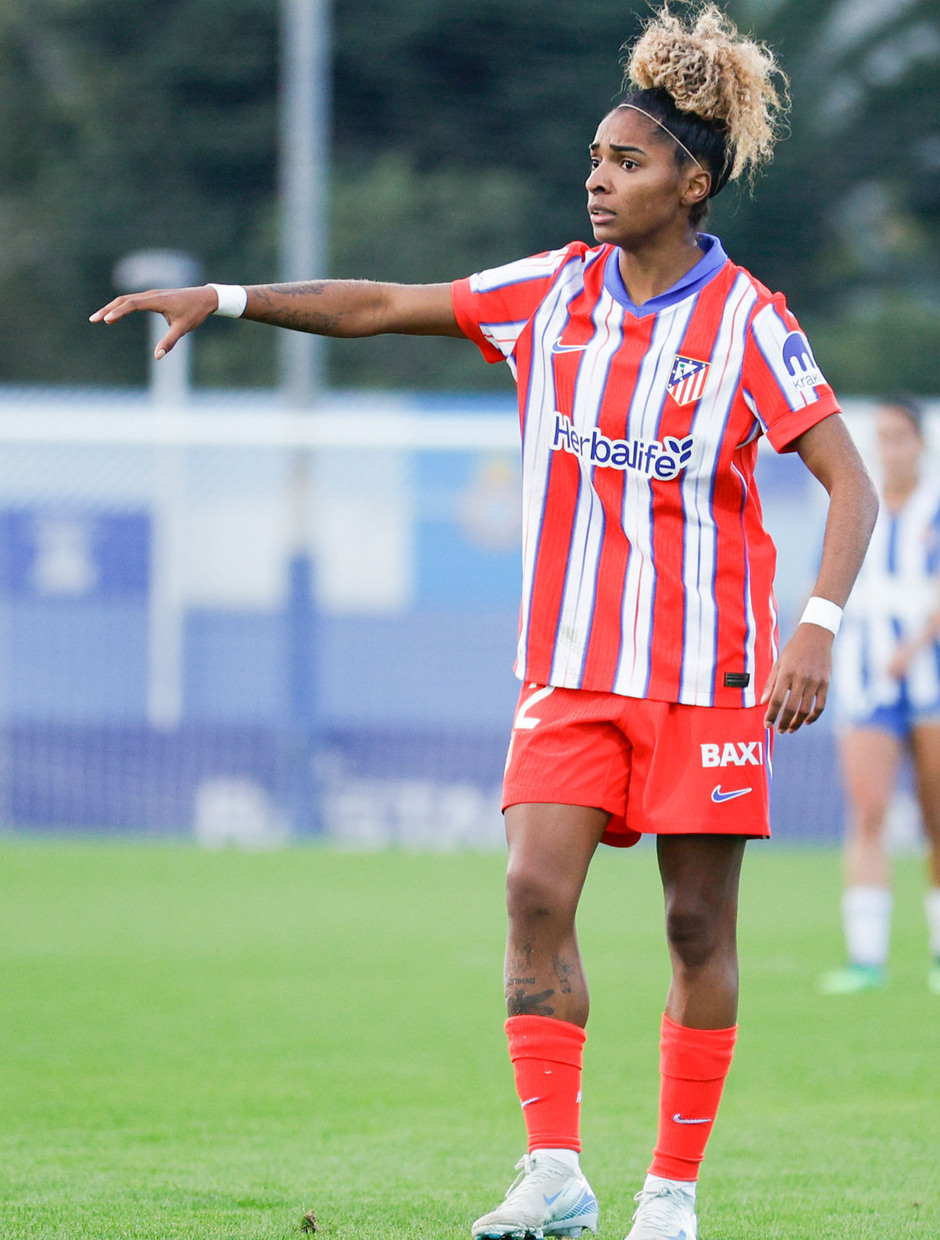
top-left (823, 397), bottom-right (940, 995)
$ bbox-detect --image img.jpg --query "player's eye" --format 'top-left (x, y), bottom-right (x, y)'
top-left (620, 159), bottom-right (638, 170)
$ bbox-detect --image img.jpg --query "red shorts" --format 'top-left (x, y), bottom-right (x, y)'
top-left (502, 683), bottom-right (773, 848)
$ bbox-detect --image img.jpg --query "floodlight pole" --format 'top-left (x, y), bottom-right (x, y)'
top-left (280, 0), bottom-right (330, 407)
top-left (279, 0), bottom-right (331, 833)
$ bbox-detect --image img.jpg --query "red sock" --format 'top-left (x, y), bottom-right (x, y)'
top-left (649, 1014), bottom-right (737, 1181)
top-left (505, 1015), bottom-right (586, 1152)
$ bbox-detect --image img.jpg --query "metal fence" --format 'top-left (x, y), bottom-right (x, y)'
top-left (0, 386), bottom-right (930, 849)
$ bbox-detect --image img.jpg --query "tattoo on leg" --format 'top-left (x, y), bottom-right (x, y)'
top-left (553, 956), bottom-right (574, 995)
top-left (506, 986), bottom-right (556, 1017)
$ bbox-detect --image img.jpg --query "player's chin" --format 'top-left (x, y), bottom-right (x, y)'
top-left (588, 212), bottom-right (618, 238)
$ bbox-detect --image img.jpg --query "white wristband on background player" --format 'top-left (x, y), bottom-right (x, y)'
top-left (207, 283), bottom-right (248, 318)
top-left (799, 596), bottom-right (843, 636)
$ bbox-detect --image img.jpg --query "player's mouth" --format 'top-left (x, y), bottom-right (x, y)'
top-left (588, 205), bottom-right (616, 225)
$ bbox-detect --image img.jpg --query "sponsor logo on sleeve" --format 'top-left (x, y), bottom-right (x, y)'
top-left (781, 332), bottom-right (825, 392)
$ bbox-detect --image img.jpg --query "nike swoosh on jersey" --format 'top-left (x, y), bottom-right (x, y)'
top-left (711, 785), bottom-right (753, 803)
top-left (551, 338), bottom-right (589, 353)
top-left (673, 1112), bottom-right (712, 1124)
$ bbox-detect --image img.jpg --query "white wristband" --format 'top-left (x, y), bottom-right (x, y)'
top-left (207, 283), bottom-right (247, 318)
top-left (799, 596), bottom-right (843, 636)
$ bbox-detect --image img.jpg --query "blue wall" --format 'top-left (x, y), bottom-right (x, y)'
top-left (0, 397), bottom-right (851, 838)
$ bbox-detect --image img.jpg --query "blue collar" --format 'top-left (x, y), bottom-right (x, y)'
top-left (603, 233), bottom-right (728, 318)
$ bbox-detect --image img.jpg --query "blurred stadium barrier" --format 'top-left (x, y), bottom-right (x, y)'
top-left (0, 387), bottom-right (927, 848)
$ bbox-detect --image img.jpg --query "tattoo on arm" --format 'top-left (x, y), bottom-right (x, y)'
top-left (249, 282), bottom-right (351, 335)
top-left (274, 281), bottom-right (332, 296)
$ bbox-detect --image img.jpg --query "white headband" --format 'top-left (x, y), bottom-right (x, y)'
top-left (617, 103), bottom-right (707, 175)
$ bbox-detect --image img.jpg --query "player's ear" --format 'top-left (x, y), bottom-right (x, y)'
top-left (681, 168), bottom-right (711, 210)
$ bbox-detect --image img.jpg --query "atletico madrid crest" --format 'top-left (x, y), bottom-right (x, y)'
top-left (667, 355), bottom-right (710, 406)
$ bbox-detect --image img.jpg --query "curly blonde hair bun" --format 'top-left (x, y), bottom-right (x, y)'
top-left (623, 2), bottom-right (789, 185)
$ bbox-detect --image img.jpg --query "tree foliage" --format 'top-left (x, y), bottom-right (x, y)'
top-left (0, 0), bottom-right (936, 394)
top-left (0, 0), bottom-right (280, 387)
top-left (715, 0), bottom-right (940, 393)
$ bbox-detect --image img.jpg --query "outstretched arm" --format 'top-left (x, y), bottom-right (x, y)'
top-left (90, 279), bottom-right (463, 360)
top-left (761, 413), bottom-right (878, 733)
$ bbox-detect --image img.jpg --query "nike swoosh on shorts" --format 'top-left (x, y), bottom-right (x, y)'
top-left (710, 785), bottom-right (752, 803)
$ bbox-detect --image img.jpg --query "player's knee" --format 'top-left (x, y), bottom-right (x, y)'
top-left (505, 865), bottom-right (577, 929)
top-left (849, 804), bottom-right (890, 841)
top-left (664, 901), bottom-right (725, 969)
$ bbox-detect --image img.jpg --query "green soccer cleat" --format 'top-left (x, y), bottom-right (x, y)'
top-left (818, 963), bottom-right (885, 995)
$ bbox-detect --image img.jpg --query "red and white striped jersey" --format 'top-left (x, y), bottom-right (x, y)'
top-left (451, 236), bottom-right (840, 707)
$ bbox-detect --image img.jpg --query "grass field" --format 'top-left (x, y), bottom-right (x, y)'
top-left (0, 836), bottom-right (936, 1239)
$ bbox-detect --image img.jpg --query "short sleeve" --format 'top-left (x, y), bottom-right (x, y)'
top-left (451, 245), bottom-right (587, 366)
top-left (742, 295), bottom-right (841, 452)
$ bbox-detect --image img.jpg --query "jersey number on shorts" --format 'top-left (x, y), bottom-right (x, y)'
top-left (514, 684), bottom-right (556, 730)
top-left (505, 685), bottom-right (555, 773)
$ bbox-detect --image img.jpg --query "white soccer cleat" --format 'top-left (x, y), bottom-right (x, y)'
top-left (471, 1152), bottom-right (599, 1239)
top-left (624, 1174), bottom-right (697, 1240)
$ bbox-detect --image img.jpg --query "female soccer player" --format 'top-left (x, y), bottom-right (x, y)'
top-left (92, 6), bottom-right (878, 1238)
top-left (822, 397), bottom-right (940, 996)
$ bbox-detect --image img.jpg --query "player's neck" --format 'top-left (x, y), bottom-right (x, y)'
top-left (883, 473), bottom-right (919, 512)
top-left (616, 230), bottom-right (703, 307)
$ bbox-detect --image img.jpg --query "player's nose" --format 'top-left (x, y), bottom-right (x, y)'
top-left (585, 163), bottom-right (610, 194)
